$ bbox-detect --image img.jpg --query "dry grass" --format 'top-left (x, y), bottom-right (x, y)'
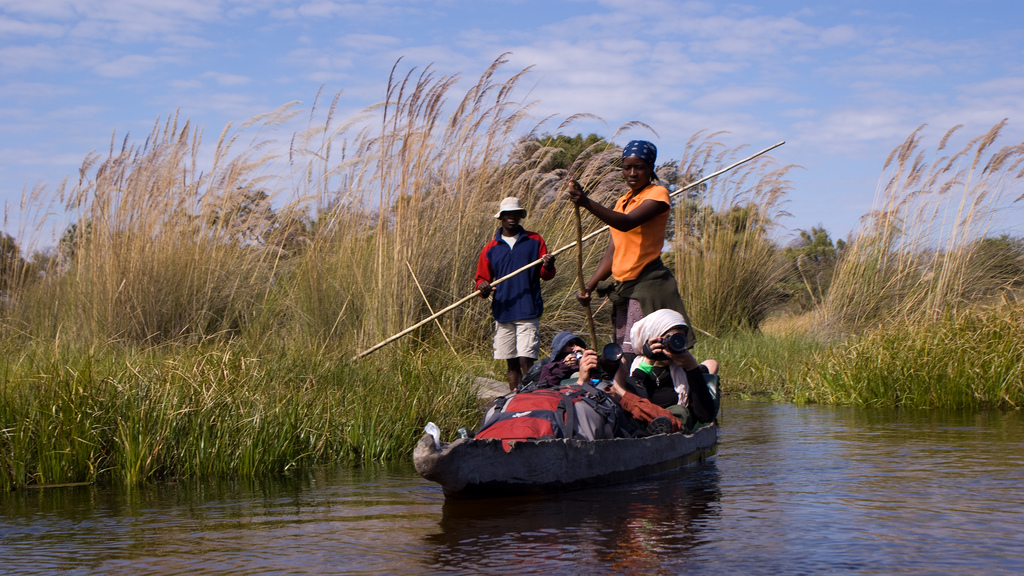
top-left (9, 108), bottom-right (297, 344)
top-left (759, 311), bottom-right (817, 338)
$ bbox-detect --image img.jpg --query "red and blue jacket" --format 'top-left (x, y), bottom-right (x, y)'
top-left (475, 227), bottom-right (555, 323)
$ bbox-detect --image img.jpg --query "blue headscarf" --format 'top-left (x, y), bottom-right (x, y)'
top-left (622, 140), bottom-right (657, 167)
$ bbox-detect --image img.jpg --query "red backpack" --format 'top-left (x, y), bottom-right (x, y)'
top-left (475, 383), bottom-right (629, 449)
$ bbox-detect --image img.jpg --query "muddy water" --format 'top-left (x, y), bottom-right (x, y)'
top-left (2, 401), bottom-right (1022, 574)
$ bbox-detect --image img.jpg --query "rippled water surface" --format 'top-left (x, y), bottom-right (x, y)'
top-left (2, 401), bottom-right (1023, 575)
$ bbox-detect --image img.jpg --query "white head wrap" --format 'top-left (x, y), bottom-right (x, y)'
top-left (630, 309), bottom-right (687, 352)
top-left (629, 309), bottom-right (690, 405)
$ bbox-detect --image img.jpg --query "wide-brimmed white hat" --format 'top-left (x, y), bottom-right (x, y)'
top-left (494, 197), bottom-right (527, 219)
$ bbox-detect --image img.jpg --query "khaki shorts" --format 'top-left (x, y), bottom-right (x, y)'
top-left (493, 318), bottom-right (540, 360)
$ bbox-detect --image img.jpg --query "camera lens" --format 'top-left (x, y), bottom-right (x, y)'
top-left (665, 332), bottom-right (688, 353)
top-left (601, 343), bottom-right (623, 362)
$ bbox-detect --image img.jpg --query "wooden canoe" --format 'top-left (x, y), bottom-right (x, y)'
top-left (413, 423), bottom-right (718, 498)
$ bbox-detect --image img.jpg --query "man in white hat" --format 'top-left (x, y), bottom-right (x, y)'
top-left (474, 197), bottom-right (556, 391)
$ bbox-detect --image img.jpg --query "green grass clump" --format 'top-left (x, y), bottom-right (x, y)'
top-left (802, 304), bottom-right (1024, 409)
top-left (695, 330), bottom-right (825, 401)
top-left (0, 342), bottom-right (480, 491)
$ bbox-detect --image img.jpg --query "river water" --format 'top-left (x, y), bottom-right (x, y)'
top-left (2, 400), bottom-right (1022, 575)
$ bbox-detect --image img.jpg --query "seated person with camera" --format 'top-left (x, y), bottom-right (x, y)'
top-left (624, 309), bottom-right (719, 432)
top-left (535, 331), bottom-right (621, 389)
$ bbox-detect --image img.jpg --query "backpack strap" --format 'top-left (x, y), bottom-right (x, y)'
top-left (475, 393), bottom-right (512, 435)
top-left (556, 394), bottom-right (577, 439)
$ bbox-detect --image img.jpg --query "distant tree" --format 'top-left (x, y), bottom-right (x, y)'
top-left (782, 226), bottom-right (845, 309)
top-left (656, 162), bottom-right (706, 200)
top-left (517, 133), bottom-right (614, 174)
top-left (26, 248), bottom-right (56, 280)
top-left (966, 234), bottom-right (1024, 295)
top-left (207, 188), bottom-right (278, 245)
top-left (58, 220), bottom-right (93, 265)
top-left (265, 212), bottom-right (312, 257)
top-left (0, 232), bottom-right (25, 293)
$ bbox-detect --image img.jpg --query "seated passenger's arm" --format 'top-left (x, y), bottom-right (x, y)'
top-left (613, 387), bottom-right (682, 432)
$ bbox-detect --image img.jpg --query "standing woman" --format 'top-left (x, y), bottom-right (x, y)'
top-left (566, 140), bottom-right (692, 375)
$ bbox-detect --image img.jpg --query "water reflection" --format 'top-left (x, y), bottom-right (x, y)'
top-left (0, 467), bottom-right (444, 575)
top-left (427, 464), bottom-right (721, 573)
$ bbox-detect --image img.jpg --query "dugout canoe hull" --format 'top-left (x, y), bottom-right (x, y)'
top-left (413, 424), bottom-right (718, 498)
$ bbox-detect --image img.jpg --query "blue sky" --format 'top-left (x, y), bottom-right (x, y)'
top-left (3, 0), bottom-right (1024, 246)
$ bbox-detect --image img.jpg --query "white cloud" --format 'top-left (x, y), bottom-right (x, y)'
top-left (781, 107), bottom-right (817, 119)
top-left (339, 33), bottom-right (402, 50)
top-left (93, 54), bottom-right (160, 77)
top-left (0, 0), bottom-right (81, 20)
top-left (0, 44), bottom-right (66, 72)
top-left (691, 86), bottom-right (786, 110)
top-left (796, 107), bottom-right (918, 152)
top-left (43, 103), bottom-right (106, 120)
top-left (819, 24), bottom-right (856, 45)
top-left (200, 71), bottom-right (252, 87)
top-left (0, 16), bottom-right (65, 37)
top-left (296, 1), bottom-right (347, 18)
top-left (959, 76), bottom-right (1024, 97)
top-left (0, 81), bottom-right (77, 99)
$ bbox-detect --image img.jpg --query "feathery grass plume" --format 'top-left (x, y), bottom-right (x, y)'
top-left (7, 106), bottom-right (301, 345)
top-left (819, 121), bottom-right (1024, 335)
top-left (516, 128), bottom-right (622, 345)
top-left (666, 133), bottom-right (796, 336)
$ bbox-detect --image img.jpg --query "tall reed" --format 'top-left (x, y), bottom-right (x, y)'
top-left (271, 57), bottom-right (612, 355)
top-left (4, 55), bottom-right (794, 358)
top-left (8, 107), bottom-right (297, 344)
top-left (819, 121), bottom-right (1024, 334)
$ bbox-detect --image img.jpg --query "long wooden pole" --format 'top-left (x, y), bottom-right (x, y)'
top-left (576, 204), bottom-right (599, 347)
top-left (351, 140), bottom-right (785, 361)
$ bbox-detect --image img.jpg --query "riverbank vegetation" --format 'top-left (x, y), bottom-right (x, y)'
top-left (0, 342), bottom-right (482, 492)
top-left (2, 57), bottom-right (1023, 488)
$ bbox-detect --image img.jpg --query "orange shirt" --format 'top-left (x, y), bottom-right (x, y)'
top-left (610, 184), bottom-right (671, 281)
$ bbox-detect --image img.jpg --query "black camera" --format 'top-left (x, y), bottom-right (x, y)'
top-left (575, 344), bottom-right (622, 365)
top-left (642, 331), bottom-right (689, 361)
